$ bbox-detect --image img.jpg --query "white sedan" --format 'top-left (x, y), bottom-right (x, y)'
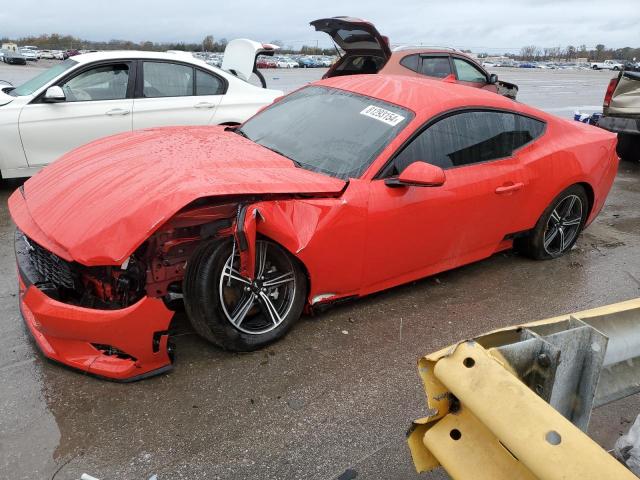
top-left (276, 58), bottom-right (299, 68)
top-left (0, 40), bottom-right (282, 178)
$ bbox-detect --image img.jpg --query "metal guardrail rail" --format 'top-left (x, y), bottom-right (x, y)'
top-left (408, 298), bottom-right (640, 479)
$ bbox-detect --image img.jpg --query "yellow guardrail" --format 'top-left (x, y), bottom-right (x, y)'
top-left (409, 298), bottom-right (640, 479)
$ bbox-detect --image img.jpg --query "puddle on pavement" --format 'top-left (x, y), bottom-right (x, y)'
top-left (0, 355), bottom-right (61, 479)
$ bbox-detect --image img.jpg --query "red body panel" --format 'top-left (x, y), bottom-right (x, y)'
top-left (10, 75), bottom-right (618, 379)
top-left (12, 126), bottom-right (345, 265)
top-left (19, 277), bottom-right (173, 380)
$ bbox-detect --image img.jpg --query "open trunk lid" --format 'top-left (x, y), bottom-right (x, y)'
top-left (605, 71), bottom-right (640, 117)
top-left (221, 39), bottom-right (278, 87)
top-left (310, 17), bottom-right (391, 59)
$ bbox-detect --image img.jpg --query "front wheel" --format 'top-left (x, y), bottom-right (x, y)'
top-left (516, 185), bottom-right (588, 260)
top-left (183, 238), bottom-right (307, 351)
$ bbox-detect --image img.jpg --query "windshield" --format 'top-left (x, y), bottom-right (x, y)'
top-left (239, 86), bottom-right (413, 179)
top-left (9, 59), bottom-right (77, 97)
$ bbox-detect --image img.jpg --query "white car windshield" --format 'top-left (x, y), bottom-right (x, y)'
top-left (9, 59), bottom-right (77, 97)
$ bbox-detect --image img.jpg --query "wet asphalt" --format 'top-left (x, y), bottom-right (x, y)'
top-left (1, 65), bottom-right (639, 480)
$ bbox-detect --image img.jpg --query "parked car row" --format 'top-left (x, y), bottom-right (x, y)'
top-left (480, 60), bottom-right (640, 71)
top-left (255, 54), bottom-right (334, 69)
top-left (0, 46), bottom-right (82, 65)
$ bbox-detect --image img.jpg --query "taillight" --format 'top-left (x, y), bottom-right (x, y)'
top-left (604, 77), bottom-right (619, 107)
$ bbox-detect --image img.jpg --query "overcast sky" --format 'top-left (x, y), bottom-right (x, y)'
top-left (2, 0), bottom-right (639, 53)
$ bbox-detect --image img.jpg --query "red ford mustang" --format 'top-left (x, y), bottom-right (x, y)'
top-left (10, 75), bottom-right (618, 380)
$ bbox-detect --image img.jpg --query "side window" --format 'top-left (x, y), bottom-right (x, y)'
top-left (195, 69), bottom-right (223, 95)
top-left (400, 54), bottom-right (420, 73)
top-left (518, 116), bottom-right (546, 142)
top-left (420, 57), bottom-right (452, 78)
top-left (61, 63), bottom-right (129, 102)
top-left (143, 62), bottom-right (193, 98)
top-left (391, 111), bottom-right (545, 174)
top-left (453, 58), bottom-right (487, 83)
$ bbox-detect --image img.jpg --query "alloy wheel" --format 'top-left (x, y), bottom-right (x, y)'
top-left (218, 241), bottom-right (297, 335)
top-left (543, 194), bottom-right (583, 255)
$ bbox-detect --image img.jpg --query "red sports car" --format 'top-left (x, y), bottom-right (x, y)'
top-left (10, 75), bottom-right (618, 380)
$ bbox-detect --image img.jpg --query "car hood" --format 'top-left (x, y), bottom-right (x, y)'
top-left (16, 126), bottom-right (346, 265)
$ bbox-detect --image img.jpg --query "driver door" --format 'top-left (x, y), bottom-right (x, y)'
top-left (362, 110), bottom-right (536, 292)
top-left (19, 61), bottom-right (134, 166)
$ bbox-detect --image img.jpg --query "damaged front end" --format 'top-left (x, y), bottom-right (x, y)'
top-left (13, 196), bottom-right (282, 380)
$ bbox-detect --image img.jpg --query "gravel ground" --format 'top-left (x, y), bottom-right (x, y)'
top-left (0, 60), bottom-right (637, 480)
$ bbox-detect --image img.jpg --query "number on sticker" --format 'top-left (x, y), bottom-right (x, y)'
top-left (360, 105), bottom-right (405, 126)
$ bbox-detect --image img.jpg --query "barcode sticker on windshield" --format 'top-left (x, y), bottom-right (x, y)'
top-left (360, 105), bottom-right (405, 126)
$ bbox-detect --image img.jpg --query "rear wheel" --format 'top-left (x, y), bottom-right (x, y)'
top-left (516, 185), bottom-right (588, 260)
top-left (183, 238), bottom-right (306, 351)
top-left (616, 133), bottom-right (640, 162)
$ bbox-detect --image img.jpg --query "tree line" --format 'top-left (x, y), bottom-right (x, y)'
top-left (0, 33), bottom-right (225, 52)
top-left (6, 34), bottom-right (636, 61)
top-left (0, 33), bottom-right (336, 55)
top-left (510, 44), bottom-right (640, 62)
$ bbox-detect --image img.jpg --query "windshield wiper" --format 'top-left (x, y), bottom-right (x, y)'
top-left (234, 130), bottom-right (304, 168)
top-left (233, 128), bottom-right (249, 139)
top-left (261, 145), bottom-right (304, 168)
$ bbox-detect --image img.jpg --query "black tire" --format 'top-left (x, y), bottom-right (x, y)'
top-left (516, 185), bottom-right (589, 260)
top-left (616, 133), bottom-right (640, 162)
top-left (183, 238), bottom-right (306, 351)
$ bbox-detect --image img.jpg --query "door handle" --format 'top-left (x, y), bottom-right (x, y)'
top-left (495, 182), bottom-right (524, 194)
top-left (194, 102), bottom-right (216, 109)
top-left (105, 108), bottom-right (130, 116)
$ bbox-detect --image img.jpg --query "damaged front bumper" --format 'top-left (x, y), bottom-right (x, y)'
top-left (16, 232), bottom-right (175, 381)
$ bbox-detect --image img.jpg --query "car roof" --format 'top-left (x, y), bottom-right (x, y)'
top-left (70, 50), bottom-right (210, 68)
top-left (392, 46), bottom-right (461, 54)
top-left (316, 74), bottom-right (542, 120)
top-left (389, 47), bottom-right (484, 64)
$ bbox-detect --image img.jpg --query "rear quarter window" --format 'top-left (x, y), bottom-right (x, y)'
top-left (400, 54), bottom-right (420, 73)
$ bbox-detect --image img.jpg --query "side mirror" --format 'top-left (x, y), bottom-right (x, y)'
top-left (43, 86), bottom-right (65, 103)
top-left (385, 162), bottom-right (446, 188)
top-left (489, 73), bottom-right (498, 84)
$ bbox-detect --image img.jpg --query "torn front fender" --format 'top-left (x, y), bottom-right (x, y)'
top-left (234, 204), bottom-right (261, 280)
top-left (242, 181), bottom-right (369, 305)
